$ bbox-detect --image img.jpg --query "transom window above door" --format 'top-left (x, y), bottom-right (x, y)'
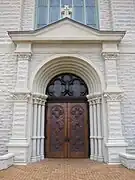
top-left (35, 0), bottom-right (98, 28)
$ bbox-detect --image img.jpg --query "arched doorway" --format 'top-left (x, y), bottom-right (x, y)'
top-left (45, 73), bottom-right (89, 158)
top-left (31, 55), bottom-right (104, 162)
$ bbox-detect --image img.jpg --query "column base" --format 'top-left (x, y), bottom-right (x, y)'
top-left (36, 156), bottom-right (41, 161)
top-left (90, 155), bottom-right (94, 160)
top-left (40, 155), bottom-right (45, 160)
top-left (93, 155), bottom-right (98, 161)
top-left (105, 140), bottom-right (128, 164)
top-left (97, 156), bottom-right (104, 162)
top-left (7, 139), bottom-right (29, 165)
top-left (31, 156), bottom-right (37, 163)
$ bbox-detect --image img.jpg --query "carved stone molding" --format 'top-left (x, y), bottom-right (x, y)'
top-left (86, 92), bottom-right (102, 101)
top-left (104, 92), bottom-right (124, 102)
top-left (87, 93), bottom-right (102, 105)
top-left (16, 52), bottom-right (32, 61)
top-left (102, 52), bottom-right (119, 61)
top-left (11, 92), bottom-right (31, 102)
top-left (32, 93), bottom-right (48, 103)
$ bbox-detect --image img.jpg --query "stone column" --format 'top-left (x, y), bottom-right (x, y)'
top-left (96, 98), bottom-right (103, 161)
top-left (37, 100), bottom-right (42, 160)
top-left (102, 51), bottom-right (127, 164)
top-left (8, 52), bottom-right (32, 165)
top-left (87, 99), bottom-right (94, 160)
top-left (31, 94), bottom-right (48, 162)
top-left (40, 100), bottom-right (46, 160)
top-left (31, 98), bottom-right (38, 162)
top-left (93, 100), bottom-right (98, 160)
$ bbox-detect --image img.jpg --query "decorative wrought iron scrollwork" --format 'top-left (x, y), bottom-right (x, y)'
top-left (46, 73), bottom-right (88, 97)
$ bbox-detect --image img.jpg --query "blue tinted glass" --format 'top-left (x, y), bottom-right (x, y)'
top-left (73, 7), bottom-right (84, 23)
top-left (38, 0), bottom-right (48, 6)
top-left (73, 0), bottom-right (84, 6)
top-left (50, 0), bottom-right (60, 6)
top-left (49, 7), bottom-right (60, 23)
top-left (37, 6), bottom-right (48, 25)
top-left (86, 0), bottom-right (95, 6)
top-left (86, 6), bottom-right (95, 25)
top-left (61, 0), bottom-right (72, 6)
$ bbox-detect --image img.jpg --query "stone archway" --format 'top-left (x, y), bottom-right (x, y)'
top-left (31, 55), bottom-right (104, 162)
top-left (7, 21), bottom-right (127, 166)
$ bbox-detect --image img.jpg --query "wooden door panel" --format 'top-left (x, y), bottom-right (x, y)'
top-left (46, 103), bottom-right (67, 158)
top-left (68, 103), bottom-right (88, 158)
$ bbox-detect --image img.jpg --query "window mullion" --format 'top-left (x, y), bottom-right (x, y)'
top-left (72, 0), bottom-right (74, 19)
top-left (60, 0), bottom-right (61, 19)
top-left (48, 0), bottom-right (50, 24)
top-left (84, 0), bottom-right (86, 24)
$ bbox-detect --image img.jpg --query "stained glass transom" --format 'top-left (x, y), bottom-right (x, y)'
top-left (46, 73), bottom-right (88, 98)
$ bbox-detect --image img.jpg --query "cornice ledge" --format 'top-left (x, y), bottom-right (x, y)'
top-left (7, 18), bottom-right (126, 44)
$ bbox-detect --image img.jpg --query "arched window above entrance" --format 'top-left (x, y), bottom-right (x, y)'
top-left (46, 73), bottom-right (88, 99)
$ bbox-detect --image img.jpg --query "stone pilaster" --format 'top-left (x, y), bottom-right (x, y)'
top-left (102, 52), bottom-right (120, 91)
top-left (8, 92), bottom-right (31, 165)
top-left (8, 51), bottom-right (32, 165)
top-left (102, 51), bottom-right (127, 164)
top-left (15, 52), bottom-right (31, 92)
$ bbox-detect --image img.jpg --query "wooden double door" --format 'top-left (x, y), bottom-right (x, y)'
top-left (45, 102), bottom-right (88, 158)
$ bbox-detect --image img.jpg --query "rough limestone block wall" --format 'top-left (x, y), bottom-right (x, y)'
top-left (110, 0), bottom-right (135, 154)
top-left (21, 0), bottom-right (35, 30)
top-left (99, 0), bottom-right (112, 30)
top-left (0, 0), bottom-right (20, 155)
top-left (0, 45), bottom-right (17, 155)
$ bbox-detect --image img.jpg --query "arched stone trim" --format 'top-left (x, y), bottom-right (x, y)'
top-left (30, 54), bottom-right (105, 163)
top-left (30, 54), bottom-right (105, 94)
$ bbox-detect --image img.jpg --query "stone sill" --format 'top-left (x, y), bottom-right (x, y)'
top-left (119, 153), bottom-right (135, 169)
top-left (0, 153), bottom-right (14, 170)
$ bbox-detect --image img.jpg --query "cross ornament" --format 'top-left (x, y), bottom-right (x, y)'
top-left (61, 5), bottom-right (72, 18)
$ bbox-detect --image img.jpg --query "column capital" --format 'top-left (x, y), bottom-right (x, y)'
top-left (16, 52), bottom-right (32, 61)
top-left (10, 91), bottom-right (31, 102)
top-left (32, 93), bottom-right (48, 102)
top-left (104, 91), bottom-right (124, 102)
top-left (95, 98), bottom-right (101, 104)
top-left (102, 52), bottom-right (119, 61)
top-left (33, 98), bottom-right (39, 104)
top-left (86, 92), bottom-right (101, 101)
